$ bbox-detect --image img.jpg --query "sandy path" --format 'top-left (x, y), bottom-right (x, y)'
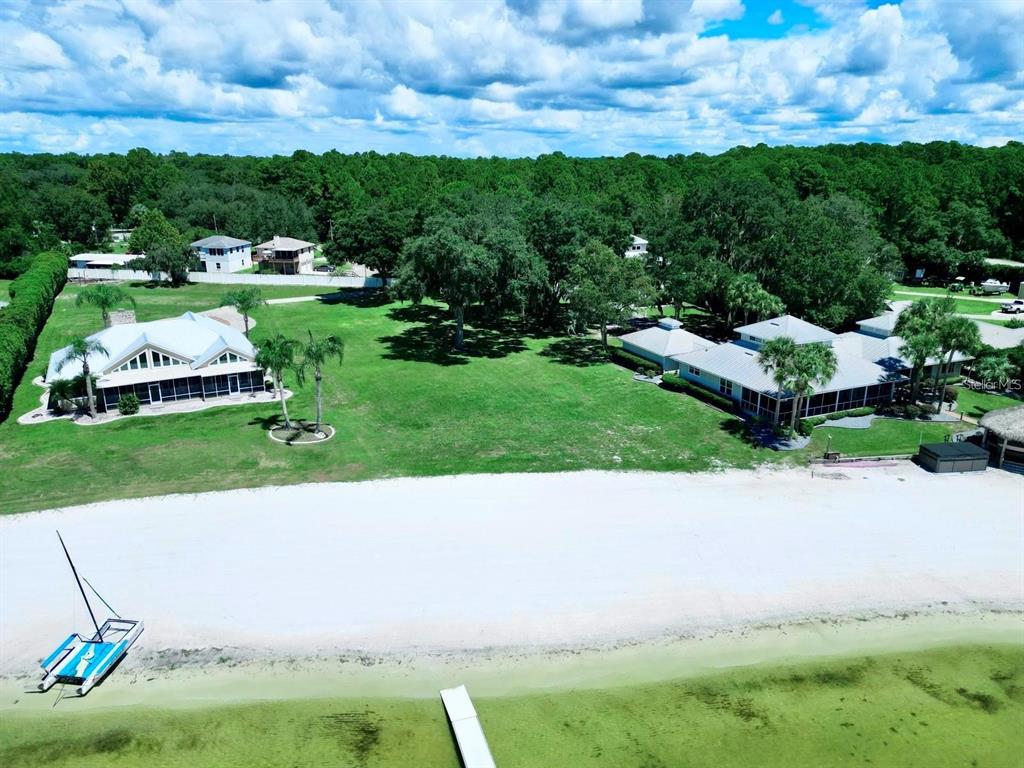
top-left (1, 467), bottom-right (1021, 678)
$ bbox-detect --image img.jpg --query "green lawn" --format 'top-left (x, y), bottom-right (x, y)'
top-left (956, 387), bottom-right (1022, 420)
top-left (0, 281), bottom-right (789, 514)
top-left (2, 644), bottom-right (1020, 768)
top-left (808, 417), bottom-right (969, 458)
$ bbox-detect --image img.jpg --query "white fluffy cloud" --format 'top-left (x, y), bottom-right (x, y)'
top-left (0, 0), bottom-right (1020, 156)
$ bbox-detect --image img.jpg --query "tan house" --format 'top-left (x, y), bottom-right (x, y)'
top-left (253, 235), bottom-right (316, 275)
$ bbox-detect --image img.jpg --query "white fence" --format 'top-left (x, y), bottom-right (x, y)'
top-left (67, 268), bottom-right (384, 289)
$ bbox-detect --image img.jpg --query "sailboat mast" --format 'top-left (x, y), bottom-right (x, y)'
top-left (56, 531), bottom-right (102, 641)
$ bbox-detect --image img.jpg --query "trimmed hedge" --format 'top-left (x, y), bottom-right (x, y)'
top-left (796, 406), bottom-right (876, 436)
top-left (0, 251), bottom-right (68, 422)
top-left (609, 346), bottom-right (651, 372)
top-left (661, 372), bottom-right (735, 412)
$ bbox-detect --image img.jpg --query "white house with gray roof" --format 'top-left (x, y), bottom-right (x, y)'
top-left (253, 235), bottom-right (316, 275)
top-left (46, 312), bottom-right (266, 413)
top-left (618, 317), bottom-right (713, 370)
top-left (190, 235), bottom-right (252, 273)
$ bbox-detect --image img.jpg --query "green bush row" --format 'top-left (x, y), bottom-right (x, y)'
top-left (796, 406), bottom-right (876, 436)
top-left (661, 372), bottom-right (735, 411)
top-left (0, 252), bottom-right (68, 422)
top-left (609, 346), bottom-right (652, 372)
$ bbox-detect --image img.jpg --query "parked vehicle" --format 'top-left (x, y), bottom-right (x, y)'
top-left (1000, 299), bottom-right (1024, 314)
top-left (313, 264), bottom-right (333, 273)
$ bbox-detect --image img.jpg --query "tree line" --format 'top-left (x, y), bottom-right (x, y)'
top-left (2, 142), bottom-right (1022, 337)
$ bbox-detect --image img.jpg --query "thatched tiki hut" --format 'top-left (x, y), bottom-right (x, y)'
top-left (980, 405), bottom-right (1024, 469)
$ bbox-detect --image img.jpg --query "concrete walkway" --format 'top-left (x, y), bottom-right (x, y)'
top-left (266, 292), bottom-right (344, 305)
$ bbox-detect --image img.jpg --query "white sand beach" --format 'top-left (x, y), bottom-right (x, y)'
top-left (2, 465), bottom-right (1021, 692)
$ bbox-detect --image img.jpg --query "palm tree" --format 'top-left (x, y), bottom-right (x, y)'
top-left (221, 287), bottom-right (266, 338)
top-left (758, 336), bottom-right (797, 427)
top-left (974, 355), bottom-right (1013, 392)
top-left (894, 299), bottom-right (949, 403)
top-left (931, 316), bottom-right (981, 412)
top-left (47, 377), bottom-right (78, 414)
top-left (75, 284), bottom-right (136, 326)
top-left (295, 330), bottom-right (345, 436)
top-left (56, 338), bottom-right (108, 419)
top-left (255, 334), bottom-right (300, 429)
top-left (898, 331), bottom-right (941, 404)
top-left (788, 342), bottom-right (838, 436)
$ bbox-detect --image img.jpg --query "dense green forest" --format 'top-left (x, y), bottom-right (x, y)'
top-left (2, 142), bottom-right (1022, 331)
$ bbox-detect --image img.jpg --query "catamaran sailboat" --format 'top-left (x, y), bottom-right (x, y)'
top-left (37, 532), bottom-right (144, 696)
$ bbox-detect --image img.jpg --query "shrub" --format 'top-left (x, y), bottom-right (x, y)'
top-left (661, 372), bottom-right (735, 411)
top-left (1005, 318), bottom-right (1024, 329)
top-left (609, 346), bottom-right (651, 372)
top-left (0, 251), bottom-right (68, 423)
top-left (117, 393), bottom-right (140, 415)
top-left (943, 385), bottom-right (959, 403)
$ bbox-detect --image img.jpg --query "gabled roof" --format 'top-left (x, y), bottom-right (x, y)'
top-left (46, 312), bottom-right (256, 381)
top-left (190, 235), bottom-right (250, 249)
top-left (856, 301), bottom-right (913, 335)
top-left (620, 319), bottom-right (713, 358)
top-left (734, 315), bottom-right (837, 345)
top-left (254, 236), bottom-right (316, 251)
top-left (630, 235), bottom-right (648, 246)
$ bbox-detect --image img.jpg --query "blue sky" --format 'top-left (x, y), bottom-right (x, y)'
top-left (0, 0), bottom-right (1020, 157)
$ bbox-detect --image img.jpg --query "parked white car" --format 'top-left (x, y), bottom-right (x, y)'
top-left (1000, 298), bottom-right (1024, 314)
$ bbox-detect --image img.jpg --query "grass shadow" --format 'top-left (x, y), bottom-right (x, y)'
top-left (539, 337), bottom-right (609, 367)
top-left (719, 417), bottom-right (773, 448)
top-left (248, 413), bottom-right (283, 430)
top-left (380, 304), bottom-right (529, 365)
top-left (318, 288), bottom-right (390, 308)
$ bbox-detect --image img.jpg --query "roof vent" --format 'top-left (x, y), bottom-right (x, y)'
top-left (657, 317), bottom-right (683, 330)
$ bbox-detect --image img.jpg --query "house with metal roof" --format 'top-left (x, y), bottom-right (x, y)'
top-left (618, 317), bottom-right (714, 370)
top-left (46, 312), bottom-right (265, 413)
top-left (190, 235), bottom-right (252, 273)
top-left (734, 314), bottom-right (838, 346)
top-left (669, 314), bottom-right (907, 422)
top-left (253, 235), bottom-right (317, 275)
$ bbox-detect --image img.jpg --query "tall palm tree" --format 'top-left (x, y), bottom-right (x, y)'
top-left (255, 334), bottom-right (300, 429)
top-left (56, 338), bottom-right (108, 419)
top-left (931, 316), bottom-right (980, 412)
top-left (75, 284), bottom-right (136, 326)
top-left (295, 330), bottom-right (345, 436)
top-left (898, 331), bottom-right (941, 404)
top-left (788, 342), bottom-right (838, 436)
top-left (221, 287), bottom-right (266, 338)
top-left (894, 299), bottom-right (949, 403)
top-left (758, 336), bottom-right (797, 426)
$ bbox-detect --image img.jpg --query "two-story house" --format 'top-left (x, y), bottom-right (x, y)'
top-left (253, 236), bottom-right (316, 275)
top-left (190, 235), bottom-right (253, 273)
